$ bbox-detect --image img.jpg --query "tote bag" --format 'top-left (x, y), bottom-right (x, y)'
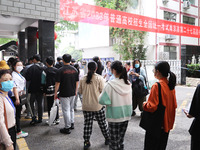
top-left (139, 82), bottom-right (165, 136)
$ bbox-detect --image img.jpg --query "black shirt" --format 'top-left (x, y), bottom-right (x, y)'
top-left (55, 65), bottom-right (79, 97)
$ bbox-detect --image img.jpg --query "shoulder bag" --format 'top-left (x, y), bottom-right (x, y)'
top-left (139, 82), bottom-right (166, 136)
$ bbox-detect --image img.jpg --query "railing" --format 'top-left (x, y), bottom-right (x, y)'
top-left (121, 60), bottom-right (181, 84)
top-left (82, 60), bottom-right (181, 84)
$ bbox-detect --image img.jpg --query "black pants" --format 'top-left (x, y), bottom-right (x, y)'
top-left (47, 95), bottom-right (59, 120)
top-left (11, 97), bottom-right (22, 133)
top-left (132, 96), bottom-right (146, 112)
top-left (30, 92), bottom-right (43, 121)
top-left (191, 136), bottom-right (200, 150)
top-left (8, 126), bottom-right (16, 150)
top-left (144, 129), bottom-right (169, 150)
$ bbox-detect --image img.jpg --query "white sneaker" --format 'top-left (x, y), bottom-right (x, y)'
top-left (17, 131), bottom-right (28, 139)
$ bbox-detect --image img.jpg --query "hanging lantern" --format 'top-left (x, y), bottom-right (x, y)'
top-left (36, 31), bottom-right (39, 39)
top-left (36, 31), bottom-right (57, 40)
top-left (54, 32), bottom-right (57, 40)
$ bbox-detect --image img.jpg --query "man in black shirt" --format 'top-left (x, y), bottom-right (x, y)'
top-left (25, 54), bottom-right (45, 125)
top-left (54, 54), bottom-right (79, 134)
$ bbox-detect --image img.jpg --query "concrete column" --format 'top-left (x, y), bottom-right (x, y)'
top-left (18, 32), bottom-right (26, 64)
top-left (38, 20), bottom-right (55, 63)
top-left (25, 27), bottom-right (38, 60)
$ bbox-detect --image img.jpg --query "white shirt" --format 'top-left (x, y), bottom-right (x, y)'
top-left (11, 71), bottom-right (26, 96)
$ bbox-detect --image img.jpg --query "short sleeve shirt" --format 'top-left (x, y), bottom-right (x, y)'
top-left (56, 65), bottom-right (79, 97)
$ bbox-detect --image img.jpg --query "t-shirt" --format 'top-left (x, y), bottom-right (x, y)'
top-left (55, 65), bottom-right (79, 97)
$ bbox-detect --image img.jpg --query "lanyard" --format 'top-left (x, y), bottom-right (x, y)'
top-left (15, 71), bottom-right (25, 81)
top-left (0, 92), bottom-right (16, 114)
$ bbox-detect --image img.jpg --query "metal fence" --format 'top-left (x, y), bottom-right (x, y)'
top-left (121, 60), bottom-right (181, 84)
top-left (82, 60), bottom-right (181, 84)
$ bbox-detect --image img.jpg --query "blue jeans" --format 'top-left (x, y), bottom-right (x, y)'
top-left (60, 96), bottom-right (75, 128)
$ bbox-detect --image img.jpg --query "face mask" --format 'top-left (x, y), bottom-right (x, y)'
top-left (135, 64), bottom-right (140, 68)
top-left (1, 81), bottom-right (14, 92)
top-left (16, 66), bottom-right (23, 72)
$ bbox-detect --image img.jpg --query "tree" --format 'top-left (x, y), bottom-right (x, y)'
top-left (0, 38), bottom-right (17, 45)
top-left (61, 46), bottom-right (82, 61)
top-left (95, 0), bottom-right (147, 60)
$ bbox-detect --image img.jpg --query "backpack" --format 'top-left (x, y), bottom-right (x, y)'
top-left (132, 71), bottom-right (149, 99)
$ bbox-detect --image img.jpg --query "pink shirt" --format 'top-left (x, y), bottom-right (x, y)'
top-left (0, 94), bottom-right (15, 147)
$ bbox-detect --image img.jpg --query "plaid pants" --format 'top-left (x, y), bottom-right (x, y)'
top-left (83, 106), bottom-right (110, 141)
top-left (108, 121), bottom-right (129, 150)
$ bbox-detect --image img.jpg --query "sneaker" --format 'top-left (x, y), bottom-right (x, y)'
top-left (105, 139), bottom-right (109, 145)
top-left (30, 117), bottom-right (38, 125)
top-left (37, 119), bottom-right (42, 124)
top-left (25, 115), bottom-right (32, 119)
top-left (132, 111), bottom-right (136, 116)
top-left (54, 119), bottom-right (60, 125)
top-left (70, 123), bottom-right (74, 130)
top-left (17, 131), bottom-right (28, 139)
top-left (60, 128), bottom-right (71, 134)
top-left (84, 141), bottom-right (91, 150)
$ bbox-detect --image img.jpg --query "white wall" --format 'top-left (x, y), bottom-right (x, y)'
top-left (82, 46), bottom-right (120, 60)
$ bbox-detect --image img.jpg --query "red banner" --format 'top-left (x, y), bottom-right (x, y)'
top-left (60, 0), bottom-right (199, 38)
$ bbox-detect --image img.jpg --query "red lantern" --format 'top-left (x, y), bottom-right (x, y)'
top-left (36, 31), bottom-right (39, 39)
top-left (36, 31), bottom-right (57, 40)
top-left (54, 32), bottom-right (57, 40)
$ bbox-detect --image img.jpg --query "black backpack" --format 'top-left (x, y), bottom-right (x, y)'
top-left (132, 73), bottom-right (149, 99)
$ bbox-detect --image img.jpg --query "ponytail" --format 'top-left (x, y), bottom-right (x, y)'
top-left (111, 61), bottom-right (129, 85)
top-left (86, 70), bottom-right (95, 84)
top-left (168, 71), bottom-right (176, 90)
top-left (86, 61), bottom-right (97, 84)
top-left (119, 67), bottom-right (129, 85)
top-left (155, 61), bottom-right (176, 90)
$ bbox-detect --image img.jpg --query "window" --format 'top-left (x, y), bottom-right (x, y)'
top-left (183, 16), bottom-right (195, 25)
top-left (164, 11), bottom-right (176, 22)
top-left (183, 0), bottom-right (195, 5)
top-left (164, 46), bottom-right (177, 60)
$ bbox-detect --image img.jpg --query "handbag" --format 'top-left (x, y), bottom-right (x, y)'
top-left (20, 94), bottom-right (27, 105)
top-left (0, 101), bottom-right (8, 150)
top-left (139, 82), bottom-right (166, 136)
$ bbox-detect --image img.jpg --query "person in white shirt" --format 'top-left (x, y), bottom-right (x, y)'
top-left (11, 59), bottom-right (28, 139)
top-left (102, 61), bottom-right (112, 82)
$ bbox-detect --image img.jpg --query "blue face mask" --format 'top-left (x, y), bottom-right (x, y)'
top-left (135, 64), bottom-right (140, 68)
top-left (1, 81), bottom-right (14, 92)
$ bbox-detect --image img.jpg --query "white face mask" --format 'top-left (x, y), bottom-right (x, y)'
top-left (16, 66), bottom-right (23, 72)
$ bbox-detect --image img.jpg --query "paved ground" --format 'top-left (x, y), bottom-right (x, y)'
top-left (17, 85), bottom-right (196, 150)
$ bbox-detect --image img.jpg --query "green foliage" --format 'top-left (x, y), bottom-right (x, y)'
top-left (0, 38), bottom-right (17, 45)
top-left (186, 64), bottom-right (200, 78)
top-left (187, 64), bottom-right (200, 73)
top-left (61, 46), bottom-right (82, 61)
top-left (55, 20), bottom-right (78, 49)
top-left (95, 0), bottom-right (147, 60)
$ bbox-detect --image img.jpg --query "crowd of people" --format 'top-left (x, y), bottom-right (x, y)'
top-left (0, 53), bottom-right (198, 150)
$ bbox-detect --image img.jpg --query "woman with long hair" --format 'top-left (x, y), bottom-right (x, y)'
top-left (11, 59), bottom-right (28, 139)
top-left (99, 60), bottom-right (132, 150)
top-left (92, 56), bottom-right (104, 75)
top-left (0, 69), bottom-right (16, 150)
top-left (78, 61), bottom-right (109, 150)
top-left (129, 59), bottom-right (147, 116)
top-left (143, 61), bottom-right (177, 150)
